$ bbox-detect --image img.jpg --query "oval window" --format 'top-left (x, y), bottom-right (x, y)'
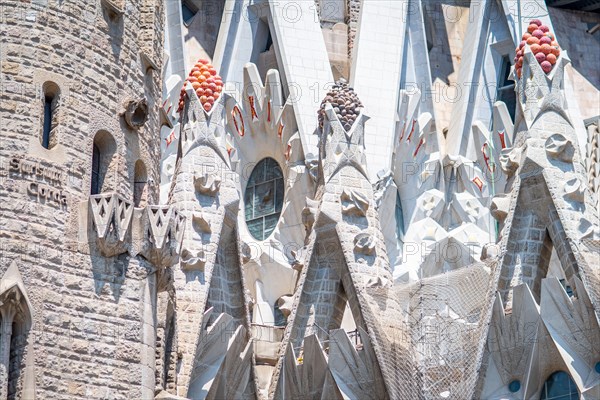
top-left (244, 158), bottom-right (284, 240)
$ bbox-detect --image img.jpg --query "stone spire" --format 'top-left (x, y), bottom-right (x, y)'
top-left (490, 28), bottom-right (599, 317)
top-left (269, 98), bottom-right (391, 399)
top-left (165, 73), bottom-right (253, 397)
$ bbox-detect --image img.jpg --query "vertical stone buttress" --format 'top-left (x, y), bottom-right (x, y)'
top-left (270, 103), bottom-right (391, 399)
top-left (167, 82), bottom-right (251, 397)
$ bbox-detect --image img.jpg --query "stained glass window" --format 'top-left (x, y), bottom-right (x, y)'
top-left (244, 158), bottom-right (284, 240)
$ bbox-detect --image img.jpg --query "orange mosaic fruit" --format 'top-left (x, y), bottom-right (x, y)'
top-left (515, 20), bottom-right (561, 77)
top-left (540, 44), bottom-right (552, 55)
top-left (178, 58), bottom-right (224, 113)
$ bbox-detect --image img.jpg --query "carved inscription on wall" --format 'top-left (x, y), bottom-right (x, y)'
top-left (8, 156), bottom-right (69, 207)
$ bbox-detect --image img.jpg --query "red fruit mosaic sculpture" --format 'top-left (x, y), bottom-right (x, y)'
top-left (515, 19), bottom-right (561, 78)
top-left (178, 59), bottom-right (223, 113)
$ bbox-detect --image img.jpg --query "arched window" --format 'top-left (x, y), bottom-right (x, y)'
top-left (41, 82), bottom-right (60, 149)
top-left (540, 371), bottom-right (579, 400)
top-left (133, 160), bottom-right (148, 207)
top-left (244, 158), bottom-right (284, 240)
top-left (90, 131), bottom-right (116, 195)
top-left (91, 144), bottom-right (101, 195)
top-left (0, 275), bottom-right (32, 399)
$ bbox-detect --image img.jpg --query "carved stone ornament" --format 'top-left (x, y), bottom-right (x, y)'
top-left (302, 198), bottom-right (319, 233)
top-left (341, 189), bottom-right (370, 217)
top-left (500, 147), bottom-right (520, 177)
top-left (241, 242), bottom-right (252, 264)
top-left (354, 232), bottom-right (375, 256)
top-left (578, 218), bottom-right (600, 240)
top-left (245, 289), bottom-right (255, 310)
top-left (276, 295), bottom-right (294, 317)
top-left (563, 175), bottom-right (586, 203)
top-left (545, 133), bottom-right (574, 163)
top-left (366, 276), bottom-right (384, 288)
top-left (180, 247), bottom-right (206, 271)
top-left (290, 249), bottom-right (304, 272)
top-left (192, 211), bottom-right (212, 233)
top-left (490, 195), bottom-right (510, 223)
top-left (305, 156), bottom-right (319, 183)
top-left (89, 193), bottom-right (133, 257)
top-left (194, 172), bottom-right (221, 196)
top-left (139, 205), bottom-right (185, 268)
top-left (481, 243), bottom-right (500, 260)
top-left (123, 98), bottom-right (149, 129)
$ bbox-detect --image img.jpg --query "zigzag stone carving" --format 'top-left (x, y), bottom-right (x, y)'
top-left (88, 193), bottom-right (184, 265)
top-left (137, 205), bottom-right (185, 268)
top-left (89, 193), bottom-right (133, 256)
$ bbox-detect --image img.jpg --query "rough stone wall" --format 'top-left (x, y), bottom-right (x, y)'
top-left (206, 225), bottom-right (246, 325)
top-left (155, 290), bottom-right (177, 393)
top-left (139, 0), bottom-right (164, 67)
top-left (498, 187), bottom-right (551, 301)
top-left (0, 1), bottom-right (164, 398)
top-left (496, 149), bottom-right (583, 304)
top-left (546, 207), bottom-right (579, 284)
top-left (289, 234), bottom-right (345, 348)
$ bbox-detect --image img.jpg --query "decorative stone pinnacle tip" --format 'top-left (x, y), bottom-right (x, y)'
top-left (323, 102), bottom-right (368, 135)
